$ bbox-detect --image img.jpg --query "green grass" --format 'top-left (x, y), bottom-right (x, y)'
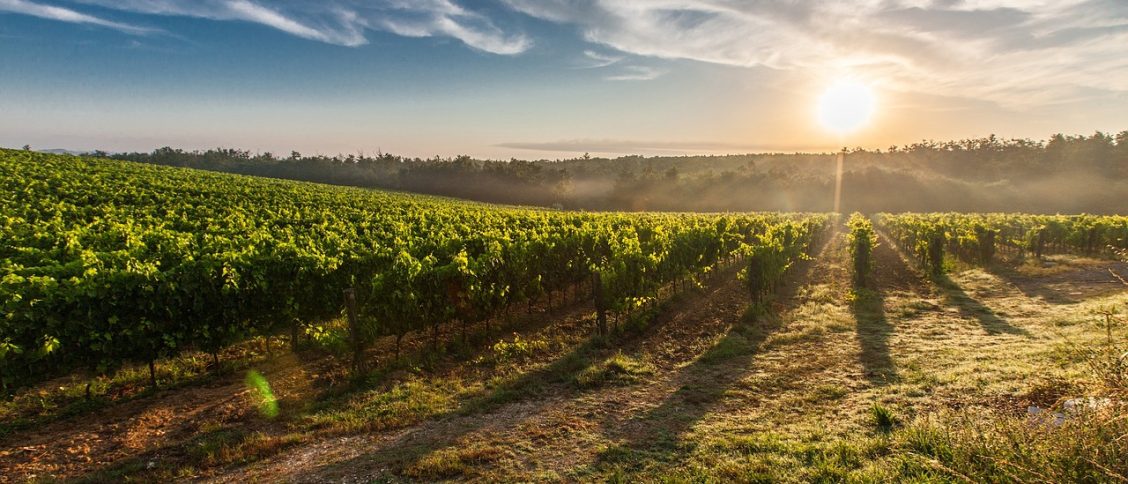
top-left (302, 378), bottom-right (464, 434)
top-left (575, 352), bottom-right (655, 388)
top-left (583, 406), bottom-right (1128, 483)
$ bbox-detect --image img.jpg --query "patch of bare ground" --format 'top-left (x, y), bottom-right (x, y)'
top-left (0, 351), bottom-right (319, 482)
top-left (0, 284), bottom-right (599, 482)
top-left (991, 255), bottom-right (1128, 304)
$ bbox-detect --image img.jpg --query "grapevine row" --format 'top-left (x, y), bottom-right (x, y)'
top-left (0, 150), bottom-right (827, 389)
top-left (875, 213), bottom-right (1128, 274)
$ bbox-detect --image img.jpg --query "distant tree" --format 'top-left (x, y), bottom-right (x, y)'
top-left (21, 144), bottom-right (30, 151)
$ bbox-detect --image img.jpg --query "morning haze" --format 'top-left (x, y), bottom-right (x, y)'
top-left (2, 1), bottom-right (1127, 482)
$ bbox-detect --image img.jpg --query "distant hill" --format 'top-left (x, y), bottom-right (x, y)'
top-left (37, 148), bottom-right (94, 156)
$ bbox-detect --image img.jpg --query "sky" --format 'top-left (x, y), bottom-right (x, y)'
top-left (1, 0), bottom-right (1126, 159)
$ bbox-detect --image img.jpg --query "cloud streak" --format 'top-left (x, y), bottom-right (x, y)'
top-left (24, 0), bottom-right (529, 53)
top-left (0, 0), bottom-right (155, 34)
top-left (605, 65), bottom-right (663, 82)
top-left (576, 49), bottom-right (663, 81)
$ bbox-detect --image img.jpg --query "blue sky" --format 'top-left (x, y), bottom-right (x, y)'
top-left (1, 0), bottom-right (1126, 159)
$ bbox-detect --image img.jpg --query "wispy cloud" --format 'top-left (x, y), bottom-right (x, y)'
top-left (605, 65), bottom-right (663, 82)
top-left (501, 0), bottom-right (1128, 106)
top-left (28, 0), bottom-right (530, 53)
top-left (224, 0), bottom-right (359, 45)
top-left (0, 0), bottom-right (156, 35)
top-left (371, 0), bottom-right (530, 54)
top-left (579, 50), bottom-right (621, 68)
top-left (577, 49), bottom-right (662, 81)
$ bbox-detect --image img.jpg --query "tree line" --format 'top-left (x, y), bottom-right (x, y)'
top-left (103, 131), bottom-right (1128, 213)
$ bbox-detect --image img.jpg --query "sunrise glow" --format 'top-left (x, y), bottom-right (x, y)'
top-left (817, 79), bottom-right (876, 135)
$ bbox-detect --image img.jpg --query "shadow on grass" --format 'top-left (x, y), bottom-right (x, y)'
top-left (286, 264), bottom-right (753, 482)
top-left (851, 288), bottom-right (897, 385)
top-left (589, 229), bottom-right (837, 475)
top-left (985, 260), bottom-right (1128, 305)
top-left (75, 424), bottom-right (306, 483)
top-left (935, 274), bottom-right (1031, 337)
top-left (593, 318), bottom-right (775, 474)
top-left (976, 259), bottom-right (1080, 305)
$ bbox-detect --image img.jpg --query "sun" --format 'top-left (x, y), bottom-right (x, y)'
top-left (817, 79), bottom-right (876, 135)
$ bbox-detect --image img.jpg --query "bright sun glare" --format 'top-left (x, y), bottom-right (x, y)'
top-left (817, 79), bottom-right (876, 135)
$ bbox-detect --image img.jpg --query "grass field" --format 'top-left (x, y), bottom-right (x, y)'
top-left (2, 221), bottom-right (1125, 482)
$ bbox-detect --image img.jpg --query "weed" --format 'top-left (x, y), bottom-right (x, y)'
top-left (485, 334), bottom-right (550, 364)
top-left (870, 402), bottom-right (899, 433)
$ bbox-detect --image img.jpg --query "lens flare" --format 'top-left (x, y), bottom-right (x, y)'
top-left (245, 369), bottom-right (279, 418)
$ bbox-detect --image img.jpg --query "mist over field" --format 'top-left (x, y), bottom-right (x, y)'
top-left (4, 0), bottom-right (1128, 482)
top-left (108, 132), bottom-right (1128, 214)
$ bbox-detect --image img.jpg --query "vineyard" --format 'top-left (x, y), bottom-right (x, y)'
top-left (0, 149), bottom-right (827, 391)
top-left (2, 150), bottom-right (1127, 482)
top-left (876, 213), bottom-right (1128, 275)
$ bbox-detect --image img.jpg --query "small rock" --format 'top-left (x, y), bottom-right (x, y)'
top-left (1063, 397), bottom-right (1112, 413)
top-left (1028, 397), bottom-right (1115, 427)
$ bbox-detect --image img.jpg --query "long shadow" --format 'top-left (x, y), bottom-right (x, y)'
top-left (851, 289), bottom-right (897, 385)
top-left (593, 318), bottom-right (777, 471)
top-left (293, 229), bottom-right (839, 480)
top-left (848, 234), bottom-right (927, 386)
top-left (589, 229), bottom-right (837, 472)
top-left (873, 229), bottom-right (1030, 338)
top-left (55, 280), bottom-right (607, 482)
top-left (981, 259), bottom-right (1081, 305)
top-left (285, 262), bottom-right (757, 481)
top-left (288, 335), bottom-right (606, 481)
top-left (935, 274), bottom-right (1031, 337)
top-left (986, 260), bottom-right (1128, 305)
